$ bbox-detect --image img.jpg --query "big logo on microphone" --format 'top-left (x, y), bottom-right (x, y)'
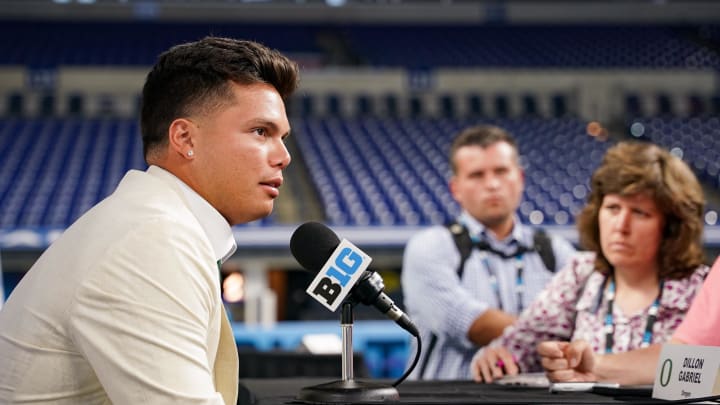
top-left (305, 239), bottom-right (372, 311)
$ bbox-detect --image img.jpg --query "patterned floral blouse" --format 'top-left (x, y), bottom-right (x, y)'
top-left (489, 252), bottom-right (709, 373)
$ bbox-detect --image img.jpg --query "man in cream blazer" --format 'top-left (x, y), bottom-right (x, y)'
top-left (0, 37), bottom-right (299, 404)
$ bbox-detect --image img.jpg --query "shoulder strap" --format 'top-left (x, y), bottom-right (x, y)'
top-left (449, 223), bottom-right (557, 275)
top-left (423, 223), bottom-right (555, 379)
top-left (532, 228), bottom-right (556, 273)
top-left (417, 222), bottom-right (472, 379)
top-left (447, 222), bottom-right (474, 279)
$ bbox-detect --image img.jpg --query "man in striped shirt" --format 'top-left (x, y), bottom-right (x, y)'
top-left (402, 125), bottom-right (576, 380)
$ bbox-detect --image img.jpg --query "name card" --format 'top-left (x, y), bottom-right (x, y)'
top-left (652, 344), bottom-right (720, 400)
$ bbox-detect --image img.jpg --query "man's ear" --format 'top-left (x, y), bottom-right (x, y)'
top-left (168, 118), bottom-right (195, 159)
top-left (449, 176), bottom-right (460, 201)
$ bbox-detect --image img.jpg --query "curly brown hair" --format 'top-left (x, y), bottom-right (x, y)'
top-left (577, 141), bottom-right (705, 279)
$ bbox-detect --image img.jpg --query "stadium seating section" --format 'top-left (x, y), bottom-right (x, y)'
top-left (0, 21), bottom-right (719, 230)
top-left (1, 115), bottom-right (718, 229)
top-left (1, 21), bottom-right (719, 69)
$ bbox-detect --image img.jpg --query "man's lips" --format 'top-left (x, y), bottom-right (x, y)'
top-left (260, 178), bottom-right (283, 188)
top-left (260, 177), bottom-right (283, 197)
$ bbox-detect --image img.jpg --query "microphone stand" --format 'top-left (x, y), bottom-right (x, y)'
top-left (296, 301), bottom-right (400, 403)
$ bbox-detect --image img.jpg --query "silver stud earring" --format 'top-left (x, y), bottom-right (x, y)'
top-left (187, 150), bottom-right (194, 157)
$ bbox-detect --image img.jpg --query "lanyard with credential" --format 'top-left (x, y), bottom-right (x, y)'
top-left (603, 275), bottom-right (664, 354)
top-left (470, 234), bottom-right (527, 313)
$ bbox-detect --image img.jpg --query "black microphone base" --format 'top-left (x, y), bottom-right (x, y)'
top-left (296, 379), bottom-right (400, 404)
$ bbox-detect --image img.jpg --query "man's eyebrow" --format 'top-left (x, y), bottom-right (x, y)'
top-left (249, 118), bottom-right (277, 129)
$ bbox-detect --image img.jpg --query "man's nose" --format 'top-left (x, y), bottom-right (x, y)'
top-left (273, 140), bottom-right (291, 168)
top-left (485, 174), bottom-right (501, 189)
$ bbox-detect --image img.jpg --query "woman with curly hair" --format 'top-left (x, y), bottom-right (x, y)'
top-left (470, 141), bottom-right (708, 384)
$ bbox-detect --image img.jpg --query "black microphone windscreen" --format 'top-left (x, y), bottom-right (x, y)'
top-left (289, 221), bottom-right (341, 273)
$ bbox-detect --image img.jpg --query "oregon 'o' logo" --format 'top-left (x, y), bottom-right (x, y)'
top-left (659, 359), bottom-right (673, 387)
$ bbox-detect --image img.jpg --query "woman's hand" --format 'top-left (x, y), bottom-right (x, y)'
top-left (538, 340), bottom-right (597, 382)
top-left (470, 346), bottom-right (519, 383)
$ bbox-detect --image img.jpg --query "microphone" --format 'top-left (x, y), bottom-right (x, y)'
top-left (290, 221), bottom-right (419, 337)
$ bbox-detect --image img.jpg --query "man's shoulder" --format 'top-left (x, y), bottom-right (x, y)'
top-left (59, 171), bottom-right (199, 250)
top-left (403, 225), bottom-right (458, 256)
top-left (514, 223), bottom-right (567, 241)
top-left (523, 225), bottom-right (576, 256)
top-left (407, 224), bottom-right (455, 243)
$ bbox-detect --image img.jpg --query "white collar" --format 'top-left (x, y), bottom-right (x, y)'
top-left (458, 210), bottom-right (523, 245)
top-left (147, 165), bottom-right (237, 264)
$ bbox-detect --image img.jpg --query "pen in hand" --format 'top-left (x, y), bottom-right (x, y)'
top-left (472, 346), bottom-right (520, 383)
top-left (495, 354), bottom-right (519, 372)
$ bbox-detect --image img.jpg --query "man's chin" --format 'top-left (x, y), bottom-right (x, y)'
top-left (228, 207), bottom-right (273, 226)
top-left (477, 214), bottom-right (512, 227)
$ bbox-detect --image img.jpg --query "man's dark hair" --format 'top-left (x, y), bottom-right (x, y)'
top-left (140, 36), bottom-right (300, 160)
top-left (448, 125), bottom-right (519, 174)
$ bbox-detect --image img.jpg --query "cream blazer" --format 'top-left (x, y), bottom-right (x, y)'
top-left (0, 168), bottom-right (238, 404)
